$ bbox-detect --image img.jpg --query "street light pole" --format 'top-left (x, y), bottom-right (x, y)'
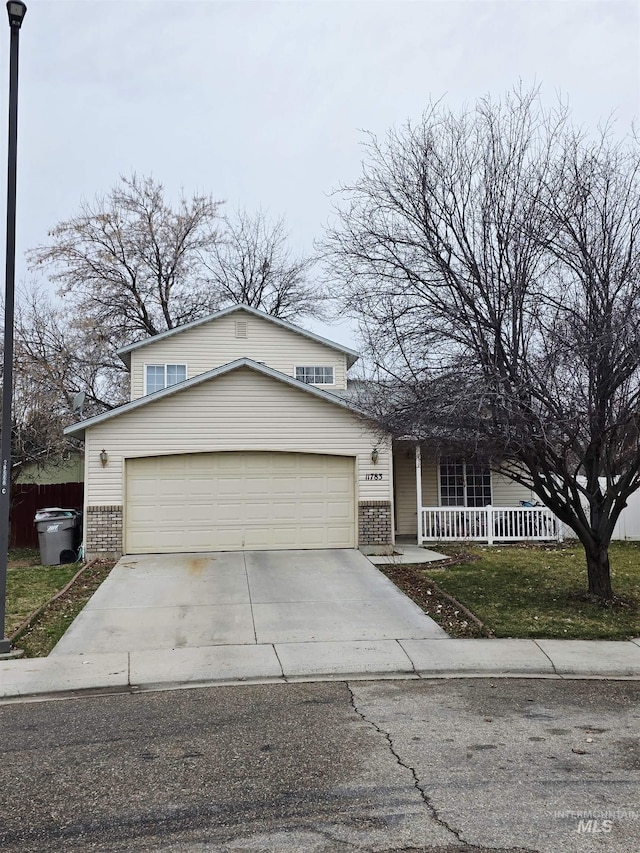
top-left (0, 0), bottom-right (26, 654)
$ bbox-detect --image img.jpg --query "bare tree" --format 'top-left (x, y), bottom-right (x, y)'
top-left (26, 179), bottom-right (327, 416)
top-left (16, 286), bottom-right (127, 413)
top-left (205, 208), bottom-right (324, 321)
top-left (29, 174), bottom-right (224, 343)
top-left (25, 174), bottom-right (221, 416)
top-left (4, 286), bottom-right (119, 493)
top-left (8, 380), bottom-right (76, 488)
top-left (324, 88), bottom-right (640, 601)
top-left (1, 325), bottom-right (78, 490)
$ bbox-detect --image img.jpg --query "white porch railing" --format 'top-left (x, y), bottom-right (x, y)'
top-left (419, 505), bottom-right (563, 544)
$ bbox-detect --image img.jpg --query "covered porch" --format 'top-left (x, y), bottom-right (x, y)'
top-left (392, 440), bottom-right (563, 544)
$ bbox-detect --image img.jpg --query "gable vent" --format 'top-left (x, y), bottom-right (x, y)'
top-left (235, 320), bottom-right (248, 338)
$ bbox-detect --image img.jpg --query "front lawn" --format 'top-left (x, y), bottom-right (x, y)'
top-left (5, 549), bottom-right (80, 637)
top-left (6, 549), bottom-right (115, 657)
top-left (392, 541), bottom-right (640, 640)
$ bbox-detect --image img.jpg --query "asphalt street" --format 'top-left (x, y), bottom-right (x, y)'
top-left (0, 678), bottom-right (638, 852)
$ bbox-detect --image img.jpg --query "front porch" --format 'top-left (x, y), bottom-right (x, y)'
top-left (393, 441), bottom-right (563, 544)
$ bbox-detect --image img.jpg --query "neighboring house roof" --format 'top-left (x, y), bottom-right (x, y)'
top-left (16, 451), bottom-right (84, 485)
top-left (64, 358), bottom-right (368, 439)
top-left (116, 305), bottom-right (360, 369)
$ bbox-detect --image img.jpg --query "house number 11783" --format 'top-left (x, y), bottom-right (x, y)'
top-left (365, 473), bottom-right (383, 481)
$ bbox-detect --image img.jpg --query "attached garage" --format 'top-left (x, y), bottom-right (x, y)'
top-left (67, 358), bottom-right (394, 559)
top-left (125, 451), bottom-right (356, 553)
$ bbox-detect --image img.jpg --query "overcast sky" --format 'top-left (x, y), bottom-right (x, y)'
top-left (2, 0), bottom-right (639, 347)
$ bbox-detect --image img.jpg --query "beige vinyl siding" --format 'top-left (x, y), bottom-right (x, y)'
top-left (393, 447), bottom-right (438, 535)
top-left (491, 472), bottom-right (534, 505)
top-left (421, 457), bottom-right (439, 505)
top-left (129, 310), bottom-right (348, 399)
top-left (393, 447), bottom-right (416, 535)
top-left (85, 367), bottom-right (392, 514)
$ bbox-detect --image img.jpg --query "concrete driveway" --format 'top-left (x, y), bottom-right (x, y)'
top-left (51, 549), bottom-right (446, 656)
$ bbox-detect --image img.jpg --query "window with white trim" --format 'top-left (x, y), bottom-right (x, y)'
top-left (145, 363), bottom-right (187, 394)
top-left (439, 458), bottom-right (491, 507)
top-left (295, 366), bottom-right (334, 385)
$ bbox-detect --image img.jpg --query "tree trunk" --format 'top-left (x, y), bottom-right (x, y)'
top-left (584, 542), bottom-right (614, 600)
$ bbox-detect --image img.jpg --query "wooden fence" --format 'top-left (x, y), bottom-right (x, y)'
top-left (11, 483), bottom-right (84, 548)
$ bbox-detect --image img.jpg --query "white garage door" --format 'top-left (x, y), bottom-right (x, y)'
top-left (125, 451), bottom-right (356, 553)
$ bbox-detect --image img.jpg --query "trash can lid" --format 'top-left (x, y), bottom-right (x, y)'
top-left (34, 507), bottom-right (78, 521)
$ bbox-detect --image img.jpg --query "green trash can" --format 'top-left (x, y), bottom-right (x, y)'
top-left (34, 508), bottom-right (79, 566)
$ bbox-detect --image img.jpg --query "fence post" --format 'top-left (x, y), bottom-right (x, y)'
top-left (486, 505), bottom-right (494, 545)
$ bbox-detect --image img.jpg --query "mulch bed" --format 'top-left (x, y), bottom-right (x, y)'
top-left (378, 562), bottom-right (493, 638)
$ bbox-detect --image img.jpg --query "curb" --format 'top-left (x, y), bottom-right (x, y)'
top-left (2, 638), bottom-right (640, 703)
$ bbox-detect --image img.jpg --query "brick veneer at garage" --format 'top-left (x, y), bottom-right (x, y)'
top-left (86, 505), bottom-right (123, 559)
top-left (358, 500), bottom-right (393, 546)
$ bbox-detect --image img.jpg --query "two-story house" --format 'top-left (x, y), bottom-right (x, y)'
top-left (66, 304), bottom-right (557, 560)
top-left (65, 305), bottom-right (394, 559)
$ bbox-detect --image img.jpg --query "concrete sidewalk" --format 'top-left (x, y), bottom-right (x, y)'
top-left (367, 545), bottom-right (446, 565)
top-left (2, 637), bottom-right (640, 700)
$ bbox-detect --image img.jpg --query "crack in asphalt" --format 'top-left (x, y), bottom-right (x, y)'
top-left (345, 681), bottom-right (470, 847)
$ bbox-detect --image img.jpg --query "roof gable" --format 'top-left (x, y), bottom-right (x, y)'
top-left (117, 305), bottom-right (359, 369)
top-left (64, 358), bottom-right (365, 438)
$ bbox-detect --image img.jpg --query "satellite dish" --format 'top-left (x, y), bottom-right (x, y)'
top-left (72, 391), bottom-right (86, 415)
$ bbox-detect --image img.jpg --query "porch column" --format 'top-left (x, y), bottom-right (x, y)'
top-left (415, 444), bottom-right (423, 544)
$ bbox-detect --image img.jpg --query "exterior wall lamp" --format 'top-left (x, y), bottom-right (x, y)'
top-left (99, 449), bottom-right (109, 467)
top-left (371, 448), bottom-right (379, 464)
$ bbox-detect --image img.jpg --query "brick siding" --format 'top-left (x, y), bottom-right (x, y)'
top-left (85, 505), bottom-right (123, 560)
top-left (358, 500), bottom-right (393, 546)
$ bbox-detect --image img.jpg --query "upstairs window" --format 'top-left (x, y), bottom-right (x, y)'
top-left (145, 363), bottom-right (187, 395)
top-left (439, 458), bottom-right (492, 507)
top-left (295, 366), bottom-right (334, 385)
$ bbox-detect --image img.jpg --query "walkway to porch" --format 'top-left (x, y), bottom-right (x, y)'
top-left (368, 540), bottom-right (447, 565)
